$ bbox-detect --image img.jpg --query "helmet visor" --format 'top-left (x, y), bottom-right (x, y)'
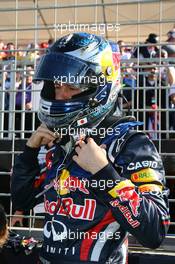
top-left (33, 52), bottom-right (102, 91)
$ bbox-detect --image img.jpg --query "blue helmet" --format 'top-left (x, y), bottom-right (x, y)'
top-left (33, 32), bottom-right (121, 130)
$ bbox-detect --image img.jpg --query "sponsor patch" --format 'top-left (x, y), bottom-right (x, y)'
top-left (108, 179), bottom-right (135, 198)
top-left (54, 169), bottom-right (89, 195)
top-left (127, 160), bottom-right (158, 171)
top-left (45, 198), bottom-right (96, 220)
top-left (58, 169), bottom-right (70, 195)
top-left (131, 168), bottom-right (158, 183)
top-left (110, 200), bottom-right (140, 228)
top-left (138, 184), bottom-right (163, 193)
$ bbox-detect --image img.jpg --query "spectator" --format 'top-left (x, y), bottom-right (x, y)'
top-left (135, 63), bottom-right (167, 139)
top-left (121, 62), bottom-right (136, 109)
top-left (162, 26), bottom-right (175, 59)
top-left (15, 69), bottom-right (33, 110)
top-left (16, 46), bottom-right (25, 63)
top-left (3, 42), bottom-right (15, 61)
top-left (132, 33), bottom-right (159, 59)
top-left (15, 68), bottom-right (34, 138)
top-left (0, 40), bottom-right (6, 60)
top-left (118, 40), bottom-right (135, 109)
top-left (155, 48), bottom-right (175, 86)
top-left (169, 85), bottom-right (175, 132)
top-left (0, 204), bottom-right (8, 248)
top-left (25, 43), bottom-right (40, 63)
top-left (117, 40), bottom-right (131, 60)
top-left (155, 49), bottom-right (175, 133)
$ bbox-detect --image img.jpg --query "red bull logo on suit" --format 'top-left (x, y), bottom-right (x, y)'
top-left (53, 169), bottom-right (89, 195)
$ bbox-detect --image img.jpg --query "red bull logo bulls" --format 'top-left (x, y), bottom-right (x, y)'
top-left (117, 187), bottom-right (142, 217)
top-left (53, 169), bottom-right (89, 195)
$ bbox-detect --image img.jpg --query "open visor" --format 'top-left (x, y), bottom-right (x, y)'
top-left (33, 52), bottom-right (102, 90)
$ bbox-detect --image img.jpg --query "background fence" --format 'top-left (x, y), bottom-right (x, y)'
top-left (0, 0), bottom-right (175, 257)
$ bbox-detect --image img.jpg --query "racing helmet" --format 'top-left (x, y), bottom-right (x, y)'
top-left (33, 32), bottom-right (121, 130)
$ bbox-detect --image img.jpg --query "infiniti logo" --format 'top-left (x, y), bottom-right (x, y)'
top-left (44, 219), bottom-right (67, 241)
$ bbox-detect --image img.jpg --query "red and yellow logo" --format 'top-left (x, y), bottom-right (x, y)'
top-left (131, 168), bottom-right (158, 183)
top-left (54, 169), bottom-right (89, 196)
top-left (139, 184), bottom-right (162, 193)
top-left (108, 179), bottom-right (135, 198)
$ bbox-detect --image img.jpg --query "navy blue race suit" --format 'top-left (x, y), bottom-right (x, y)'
top-left (11, 117), bottom-right (170, 264)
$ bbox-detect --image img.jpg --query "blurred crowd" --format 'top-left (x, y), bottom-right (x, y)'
top-left (0, 28), bottom-right (175, 140)
top-left (118, 26), bottom-right (175, 139)
top-left (0, 38), bottom-right (54, 62)
top-left (0, 39), bottom-right (54, 138)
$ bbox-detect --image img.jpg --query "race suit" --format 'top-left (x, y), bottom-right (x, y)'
top-left (11, 117), bottom-right (170, 264)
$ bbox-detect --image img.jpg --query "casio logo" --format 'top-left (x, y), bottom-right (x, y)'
top-left (127, 161), bottom-right (158, 171)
